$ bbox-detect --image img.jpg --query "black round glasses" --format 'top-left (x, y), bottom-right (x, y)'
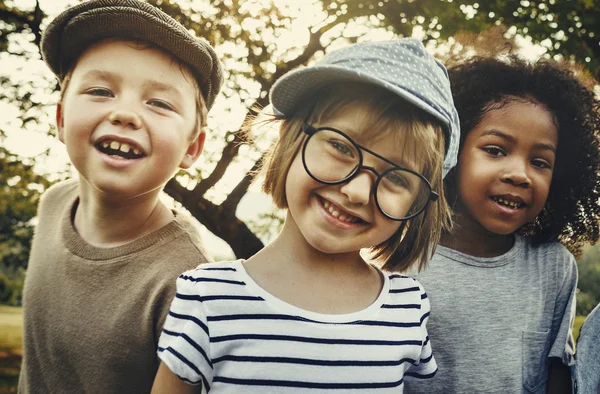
top-left (301, 123), bottom-right (438, 221)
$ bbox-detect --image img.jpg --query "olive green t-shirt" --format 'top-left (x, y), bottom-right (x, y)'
top-left (18, 179), bottom-right (211, 393)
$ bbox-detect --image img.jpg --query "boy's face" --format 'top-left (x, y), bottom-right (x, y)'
top-left (455, 101), bottom-right (558, 236)
top-left (56, 39), bottom-right (204, 200)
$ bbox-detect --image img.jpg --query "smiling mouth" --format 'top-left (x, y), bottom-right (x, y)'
top-left (491, 196), bottom-right (525, 210)
top-left (319, 197), bottom-right (363, 224)
top-left (96, 139), bottom-right (145, 160)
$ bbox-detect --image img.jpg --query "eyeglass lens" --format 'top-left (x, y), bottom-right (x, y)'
top-left (302, 128), bottom-right (430, 219)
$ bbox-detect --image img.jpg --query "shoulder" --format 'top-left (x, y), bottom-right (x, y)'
top-left (175, 260), bottom-right (243, 293)
top-left (387, 272), bottom-right (424, 289)
top-left (520, 237), bottom-right (577, 272)
top-left (522, 237), bottom-right (573, 260)
top-left (178, 261), bottom-right (241, 282)
top-left (39, 178), bottom-right (78, 209)
top-left (173, 210), bottom-right (205, 248)
top-left (386, 272), bottom-right (430, 311)
top-left (34, 179), bottom-right (78, 228)
top-left (152, 212), bottom-right (212, 268)
top-left (581, 304), bottom-right (600, 336)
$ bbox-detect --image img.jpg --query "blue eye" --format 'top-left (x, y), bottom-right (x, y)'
top-left (385, 171), bottom-right (409, 188)
top-left (86, 88), bottom-right (113, 97)
top-left (328, 139), bottom-right (355, 157)
top-left (148, 100), bottom-right (174, 111)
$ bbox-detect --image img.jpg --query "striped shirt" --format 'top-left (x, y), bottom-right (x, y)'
top-left (158, 260), bottom-right (436, 393)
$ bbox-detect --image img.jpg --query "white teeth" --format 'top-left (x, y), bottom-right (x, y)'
top-left (119, 143), bottom-right (131, 153)
top-left (99, 139), bottom-right (143, 157)
top-left (493, 197), bottom-right (522, 209)
top-left (320, 198), bottom-right (358, 223)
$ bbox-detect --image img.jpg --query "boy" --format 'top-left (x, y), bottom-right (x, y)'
top-left (18, 0), bottom-right (223, 392)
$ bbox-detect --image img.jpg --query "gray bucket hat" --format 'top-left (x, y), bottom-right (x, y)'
top-left (269, 38), bottom-right (460, 177)
top-left (41, 0), bottom-right (223, 110)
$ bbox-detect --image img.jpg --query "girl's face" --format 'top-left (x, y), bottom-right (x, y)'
top-left (454, 101), bottom-right (558, 236)
top-left (283, 104), bottom-right (423, 257)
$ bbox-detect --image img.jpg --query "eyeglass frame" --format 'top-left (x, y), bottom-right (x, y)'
top-left (300, 123), bottom-right (439, 221)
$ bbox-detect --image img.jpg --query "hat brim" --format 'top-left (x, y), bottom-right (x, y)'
top-left (270, 65), bottom-right (451, 132)
top-left (41, 1), bottom-right (222, 109)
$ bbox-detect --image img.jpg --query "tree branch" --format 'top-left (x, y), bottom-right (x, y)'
top-left (223, 154), bottom-right (264, 209)
top-left (194, 133), bottom-right (243, 196)
top-left (193, 93), bottom-right (269, 197)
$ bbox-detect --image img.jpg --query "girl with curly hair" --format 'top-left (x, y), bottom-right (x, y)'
top-left (405, 56), bottom-right (600, 394)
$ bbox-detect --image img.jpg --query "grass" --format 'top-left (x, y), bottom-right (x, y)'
top-left (0, 306), bottom-right (22, 393)
top-left (574, 315), bottom-right (586, 343)
top-left (0, 306), bottom-right (22, 352)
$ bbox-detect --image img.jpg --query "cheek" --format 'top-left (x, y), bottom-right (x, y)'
top-left (286, 153), bottom-right (305, 182)
top-left (372, 218), bottom-right (402, 245)
top-left (383, 220), bottom-right (402, 237)
top-left (534, 174), bottom-right (553, 204)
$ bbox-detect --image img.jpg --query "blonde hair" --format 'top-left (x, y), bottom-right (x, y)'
top-left (58, 38), bottom-right (207, 140)
top-left (259, 82), bottom-right (451, 272)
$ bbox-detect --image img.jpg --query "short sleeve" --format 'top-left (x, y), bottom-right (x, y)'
top-left (157, 273), bottom-right (213, 389)
top-left (548, 255), bottom-right (577, 366)
top-left (404, 281), bottom-right (438, 380)
top-left (576, 304), bottom-right (600, 394)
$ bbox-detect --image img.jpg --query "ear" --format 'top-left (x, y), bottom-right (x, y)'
top-left (179, 130), bottom-right (205, 169)
top-left (56, 103), bottom-right (65, 144)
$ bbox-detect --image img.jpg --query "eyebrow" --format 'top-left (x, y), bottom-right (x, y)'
top-left (480, 129), bottom-right (556, 153)
top-left (142, 80), bottom-right (183, 99)
top-left (353, 135), bottom-right (418, 171)
top-left (340, 127), bottom-right (417, 170)
top-left (80, 70), bottom-right (122, 83)
top-left (80, 70), bottom-right (183, 98)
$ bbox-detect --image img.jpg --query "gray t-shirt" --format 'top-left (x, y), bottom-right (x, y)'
top-left (576, 303), bottom-right (600, 394)
top-left (404, 235), bottom-right (577, 394)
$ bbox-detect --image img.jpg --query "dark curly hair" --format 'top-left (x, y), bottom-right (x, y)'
top-left (446, 56), bottom-right (600, 257)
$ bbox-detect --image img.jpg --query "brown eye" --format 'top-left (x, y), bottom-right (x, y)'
top-left (483, 146), bottom-right (505, 156)
top-left (532, 159), bottom-right (552, 169)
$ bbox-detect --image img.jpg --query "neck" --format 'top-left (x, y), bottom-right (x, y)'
top-left (440, 212), bottom-right (515, 258)
top-left (244, 211), bottom-right (383, 314)
top-left (73, 180), bottom-right (173, 247)
top-left (254, 212), bottom-right (371, 277)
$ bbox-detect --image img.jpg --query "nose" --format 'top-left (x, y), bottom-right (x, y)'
top-left (108, 109), bottom-right (142, 130)
top-left (500, 159), bottom-right (531, 187)
top-left (339, 170), bottom-right (375, 205)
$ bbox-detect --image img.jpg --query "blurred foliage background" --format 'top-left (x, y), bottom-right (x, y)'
top-left (1, 0), bottom-right (600, 390)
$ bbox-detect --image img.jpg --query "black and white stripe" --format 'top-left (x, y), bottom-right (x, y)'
top-left (158, 260), bottom-right (436, 393)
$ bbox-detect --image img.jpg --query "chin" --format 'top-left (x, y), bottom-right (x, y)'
top-left (304, 236), bottom-right (351, 256)
top-left (483, 223), bottom-right (522, 236)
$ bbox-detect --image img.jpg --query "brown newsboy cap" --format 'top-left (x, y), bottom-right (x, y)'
top-left (41, 0), bottom-right (223, 110)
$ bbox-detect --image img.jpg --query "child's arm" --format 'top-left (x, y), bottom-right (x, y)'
top-left (546, 253), bottom-right (578, 394)
top-left (152, 362), bottom-right (203, 394)
top-left (155, 272), bottom-right (214, 392)
top-left (546, 358), bottom-right (572, 394)
top-left (404, 281), bottom-right (438, 380)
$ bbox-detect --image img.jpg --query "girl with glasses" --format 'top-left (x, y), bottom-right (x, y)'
top-left (152, 39), bottom-right (460, 393)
